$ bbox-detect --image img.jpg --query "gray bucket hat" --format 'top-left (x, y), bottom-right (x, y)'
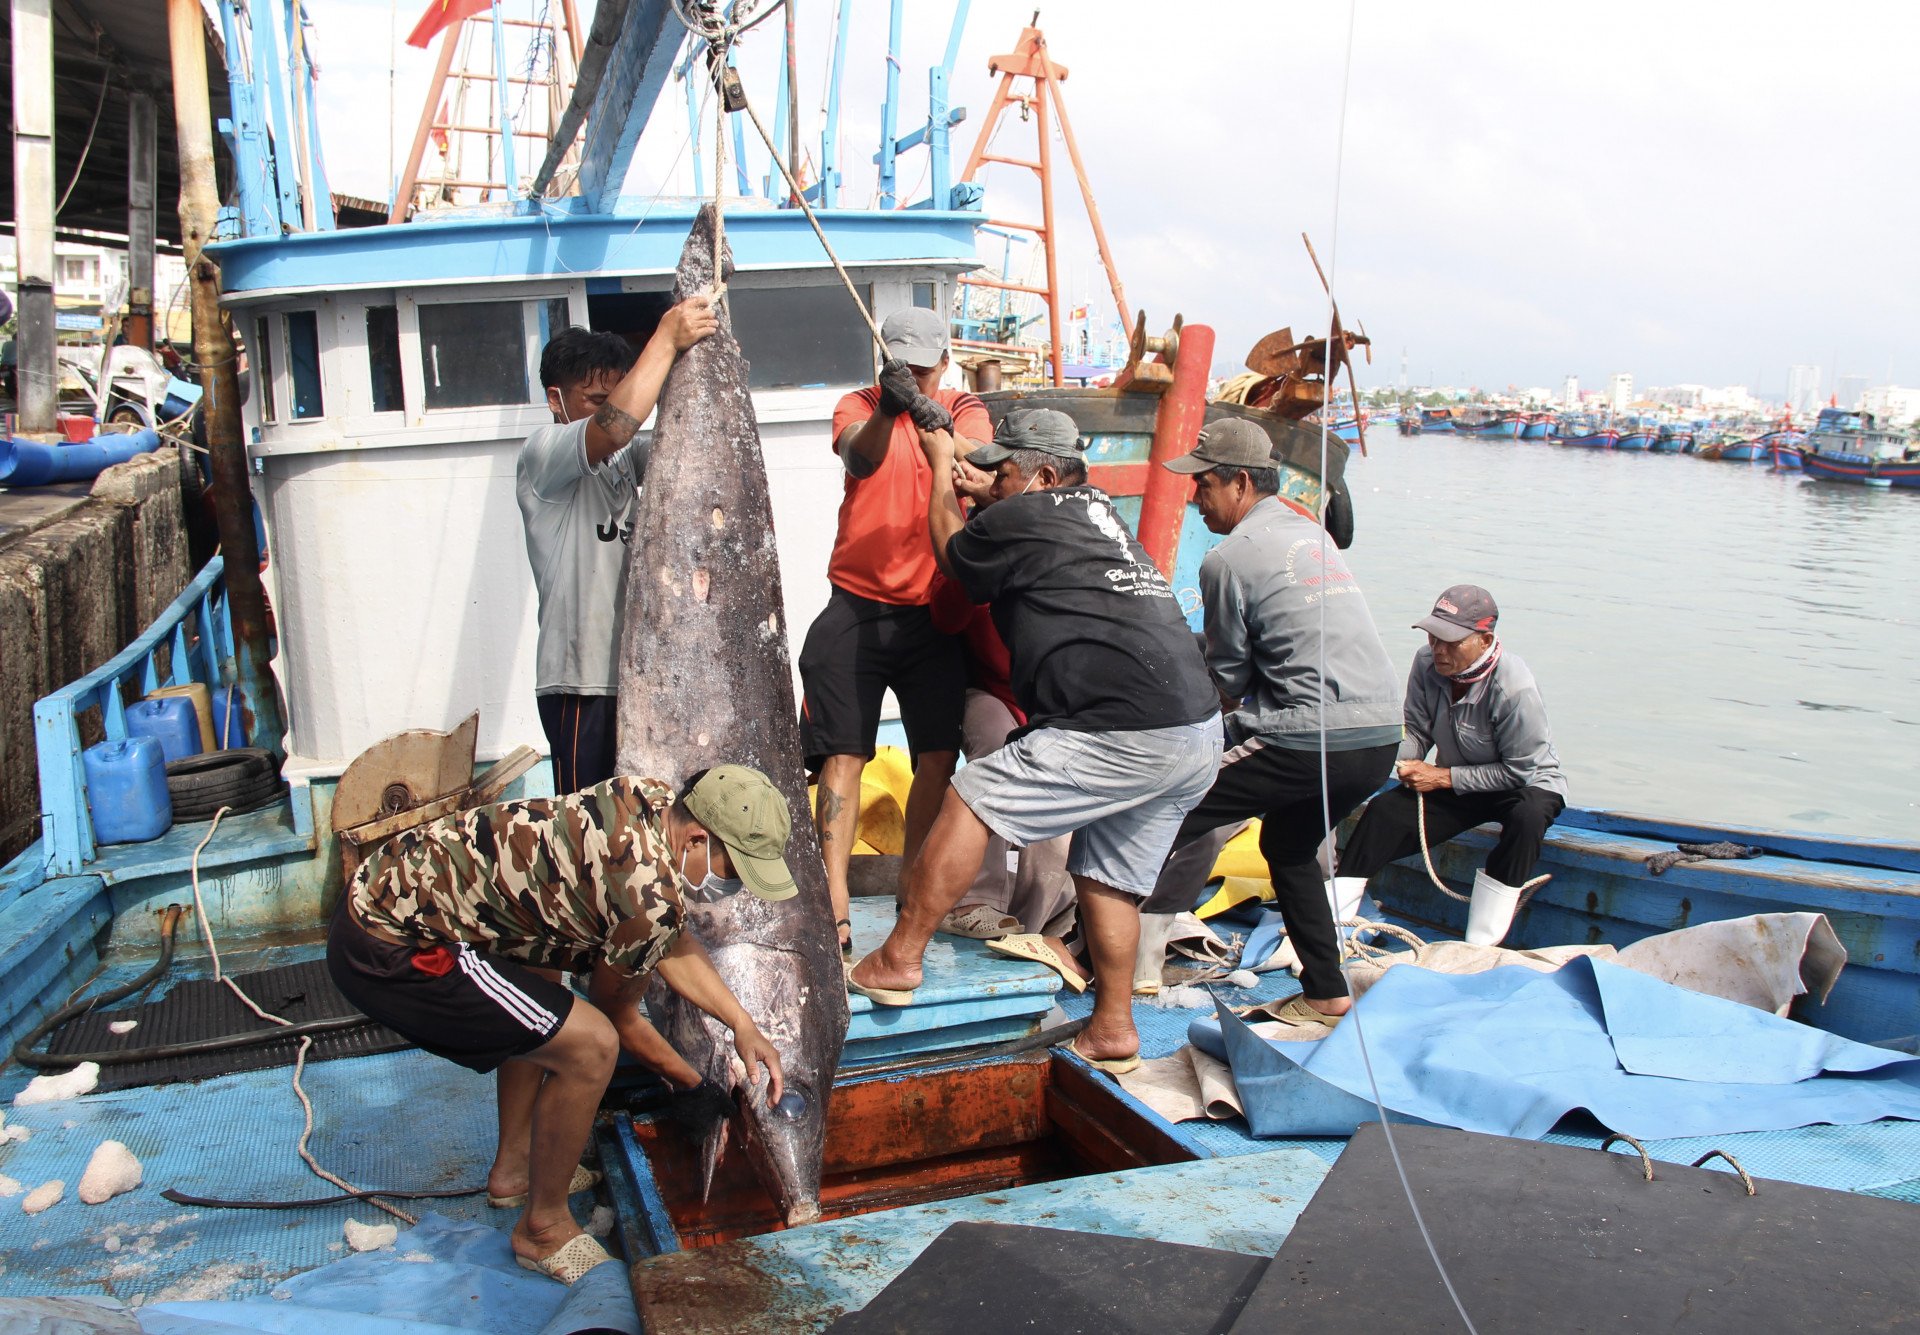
top-left (880, 307), bottom-right (950, 367)
top-left (1164, 418), bottom-right (1277, 474)
top-left (966, 408), bottom-right (1086, 468)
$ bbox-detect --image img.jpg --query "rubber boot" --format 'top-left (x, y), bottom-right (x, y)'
top-left (1134, 911), bottom-right (1180, 995)
top-left (1466, 868), bottom-right (1523, 946)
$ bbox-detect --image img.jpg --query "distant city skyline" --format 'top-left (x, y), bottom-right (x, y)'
top-left (308, 0), bottom-right (1920, 393)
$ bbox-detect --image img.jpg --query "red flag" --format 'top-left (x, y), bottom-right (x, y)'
top-left (406, 0), bottom-right (489, 49)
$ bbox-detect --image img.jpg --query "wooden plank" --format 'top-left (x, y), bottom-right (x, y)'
top-left (575, 0), bottom-right (682, 211)
top-left (1560, 806), bottom-right (1920, 874)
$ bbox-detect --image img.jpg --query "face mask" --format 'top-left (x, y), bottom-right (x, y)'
top-left (680, 841), bottom-right (743, 903)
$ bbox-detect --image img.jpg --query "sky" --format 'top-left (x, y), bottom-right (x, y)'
top-left (307, 0), bottom-right (1920, 397)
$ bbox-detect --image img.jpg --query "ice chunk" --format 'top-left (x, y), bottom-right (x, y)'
top-left (0, 1174), bottom-right (20, 1198)
top-left (15, 1062), bottom-right (101, 1106)
top-left (1, 1125), bottom-right (30, 1145)
top-left (586, 1205), bottom-right (615, 1238)
top-left (343, 1218), bottom-right (397, 1252)
top-left (22, 1180), bottom-right (64, 1214)
top-left (79, 1141), bottom-right (143, 1204)
top-left (109, 1020), bottom-right (139, 1035)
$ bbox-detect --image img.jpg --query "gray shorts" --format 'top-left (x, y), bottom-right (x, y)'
top-left (951, 716), bottom-right (1224, 896)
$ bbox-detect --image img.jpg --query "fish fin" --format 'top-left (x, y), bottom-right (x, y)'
top-left (698, 1114), bottom-right (730, 1203)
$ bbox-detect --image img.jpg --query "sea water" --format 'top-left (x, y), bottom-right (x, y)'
top-left (1338, 435), bottom-right (1919, 840)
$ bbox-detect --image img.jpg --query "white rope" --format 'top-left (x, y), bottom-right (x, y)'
top-left (189, 809), bottom-right (415, 1225)
top-left (1305, 5), bottom-right (1480, 1332)
top-left (1415, 789), bottom-right (1551, 906)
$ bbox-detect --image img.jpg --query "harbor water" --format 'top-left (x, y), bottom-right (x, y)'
top-left (1339, 435), bottom-right (1920, 840)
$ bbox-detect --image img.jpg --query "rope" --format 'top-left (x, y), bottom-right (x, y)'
top-left (55, 65), bottom-right (113, 217)
top-left (189, 808), bottom-right (416, 1225)
top-left (1414, 790), bottom-right (1550, 906)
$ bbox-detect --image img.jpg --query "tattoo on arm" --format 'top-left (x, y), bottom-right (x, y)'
top-left (593, 401), bottom-right (643, 446)
top-left (817, 787), bottom-right (846, 843)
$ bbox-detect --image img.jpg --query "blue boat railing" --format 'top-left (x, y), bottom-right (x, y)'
top-left (32, 556), bottom-right (237, 875)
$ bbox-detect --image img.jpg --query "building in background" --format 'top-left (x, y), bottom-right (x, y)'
top-left (1786, 364), bottom-right (1822, 415)
top-left (1860, 385), bottom-right (1918, 426)
top-left (1561, 374), bottom-right (1580, 409)
top-left (1833, 373), bottom-right (1869, 411)
top-left (0, 238), bottom-right (189, 341)
top-left (1607, 372), bottom-right (1633, 415)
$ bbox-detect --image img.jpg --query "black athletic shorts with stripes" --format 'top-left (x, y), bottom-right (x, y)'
top-left (326, 905), bottom-right (575, 1073)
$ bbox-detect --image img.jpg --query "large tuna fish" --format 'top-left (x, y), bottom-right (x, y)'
top-left (614, 204), bottom-right (849, 1226)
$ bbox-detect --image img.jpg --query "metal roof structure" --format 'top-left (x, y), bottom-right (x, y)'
top-left (0, 0), bottom-right (230, 247)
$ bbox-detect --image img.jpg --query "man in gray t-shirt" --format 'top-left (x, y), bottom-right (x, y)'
top-left (517, 303), bottom-right (716, 791)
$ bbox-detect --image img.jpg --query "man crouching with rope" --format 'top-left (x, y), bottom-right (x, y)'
top-left (1336, 585), bottom-right (1568, 945)
top-left (327, 769), bottom-right (790, 1284)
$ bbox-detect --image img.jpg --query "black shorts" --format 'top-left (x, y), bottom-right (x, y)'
top-left (537, 693), bottom-right (617, 795)
top-left (326, 907), bottom-right (576, 1073)
top-left (798, 586), bottom-right (966, 765)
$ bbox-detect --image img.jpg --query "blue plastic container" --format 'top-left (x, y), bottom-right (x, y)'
top-left (83, 736), bottom-right (173, 844)
top-left (212, 687), bottom-right (247, 748)
top-left (125, 697), bottom-right (203, 764)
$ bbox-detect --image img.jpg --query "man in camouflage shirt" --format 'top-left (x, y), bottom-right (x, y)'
top-left (329, 765), bottom-right (794, 1285)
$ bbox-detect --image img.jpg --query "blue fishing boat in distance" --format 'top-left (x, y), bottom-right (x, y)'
top-left (1519, 413), bottom-right (1553, 440)
top-left (1650, 427), bottom-right (1691, 453)
top-left (1613, 429), bottom-right (1654, 451)
top-left (1417, 407), bottom-right (1456, 432)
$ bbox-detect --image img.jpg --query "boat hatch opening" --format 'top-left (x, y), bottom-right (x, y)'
top-left (615, 1049), bottom-right (1192, 1251)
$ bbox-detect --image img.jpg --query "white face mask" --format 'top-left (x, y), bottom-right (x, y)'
top-left (680, 840), bottom-right (743, 904)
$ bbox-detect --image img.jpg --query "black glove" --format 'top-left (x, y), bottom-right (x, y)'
top-left (668, 1076), bottom-right (735, 1130)
top-left (907, 393), bottom-right (954, 434)
top-left (877, 358), bottom-right (919, 417)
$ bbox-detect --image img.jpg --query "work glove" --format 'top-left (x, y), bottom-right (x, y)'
top-left (907, 393), bottom-right (954, 434)
top-left (877, 358), bottom-right (919, 417)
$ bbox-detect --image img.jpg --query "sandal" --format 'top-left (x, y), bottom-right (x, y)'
top-left (487, 1164), bottom-right (602, 1209)
top-left (844, 959), bottom-right (914, 1007)
top-left (986, 934), bottom-right (1088, 993)
top-left (1063, 1037), bottom-right (1141, 1075)
top-left (515, 1232), bottom-right (613, 1285)
top-left (1272, 995), bottom-right (1342, 1029)
top-left (939, 904), bottom-right (1020, 940)
top-left (838, 917), bottom-right (852, 961)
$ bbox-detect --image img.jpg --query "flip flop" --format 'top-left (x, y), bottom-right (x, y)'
top-left (986, 934), bottom-right (1088, 993)
top-left (940, 904), bottom-right (1020, 940)
top-left (844, 960), bottom-right (914, 1007)
top-left (515, 1233), bottom-right (613, 1285)
top-left (487, 1164), bottom-right (602, 1209)
top-left (1064, 1037), bottom-right (1141, 1075)
top-left (1272, 996), bottom-right (1342, 1029)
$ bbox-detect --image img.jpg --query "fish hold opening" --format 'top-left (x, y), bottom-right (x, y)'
top-left (692, 569), bottom-right (711, 601)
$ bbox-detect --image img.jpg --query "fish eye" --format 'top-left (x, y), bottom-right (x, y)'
top-left (772, 1090), bottom-right (808, 1122)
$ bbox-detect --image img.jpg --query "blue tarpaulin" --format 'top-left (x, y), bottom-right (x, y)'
top-left (1191, 958), bottom-right (1920, 1140)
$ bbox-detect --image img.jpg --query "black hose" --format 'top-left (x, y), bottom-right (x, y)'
top-left (11, 904), bottom-right (185, 1069)
top-left (161, 1185), bottom-right (485, 1210)
top-left (20, 1014), bottom-right (377, 1069)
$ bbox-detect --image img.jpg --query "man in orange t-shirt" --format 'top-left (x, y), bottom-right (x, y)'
top-left (799, 308), bottom-right (991, 955)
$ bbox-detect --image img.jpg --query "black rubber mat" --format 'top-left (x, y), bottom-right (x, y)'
top-left (41, 959), bottom-right (410, 1091)
top-left (827, 1222), bottom-right (1268, 1335)
top-left (1230, 1122), bottom-right (1920, 1333)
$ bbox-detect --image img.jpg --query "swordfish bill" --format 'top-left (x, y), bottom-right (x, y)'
top-left (614, 204), bottom-right (849, 1226)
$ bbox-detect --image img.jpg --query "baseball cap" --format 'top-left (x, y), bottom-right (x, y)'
top-left (1412, 584), bottom-right (1499, 643)
top-left (1163, 418), bottom-right (1276, 474)
top-left (965, 407), bottom-right (1086, 468)
top-left (880, 307), bottom-right (949, 367)
top-left (682, 766), bottom-right (798, 901)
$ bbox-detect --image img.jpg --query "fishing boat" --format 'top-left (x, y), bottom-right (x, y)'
top-left (1454, 408), bottom-right (1522, 438)
top-left (5, 5), bottom-right (1918, 1328)
top-left (1770, 440), bottom-right (1804, 470)
top-left (1556, 419), bottom-right (1617, 449)
top-left (1613, 428), bottom-right (1654, 451)
top-left (1801, 407), bottom-right (1920, 488)
top-left (1417, 406), bottom-right (1456, 433)
top-left (1650, 427), bottom-right (1692, 454)
top-left (1518, 412), bottom-right (1553, 440)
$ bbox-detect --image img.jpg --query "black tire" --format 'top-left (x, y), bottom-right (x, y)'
top-left (164, 749), bottom-right (277, 804)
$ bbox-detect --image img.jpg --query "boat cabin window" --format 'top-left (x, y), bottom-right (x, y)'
top-left (254, 316), bottom-right (277, 423)
top-left (730, 282), bottom-right (875, 390)
top-left (417, 299), bottom-right (530, 409)
top-left (542, 296), bottom-right (573, 343)
top-left (366, 305), bottom-right (404, 413)
top-left (285, 310), bottom-right (325, 419)
top-left (912, 281), bottom-right (936, 310)
top-left (585, 291), bottom-right (673, 350)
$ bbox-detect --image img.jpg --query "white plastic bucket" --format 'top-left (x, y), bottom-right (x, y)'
top-left (1466, 869), bottom-right (1522, 946)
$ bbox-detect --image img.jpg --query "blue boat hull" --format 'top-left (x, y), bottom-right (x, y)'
top-left (1558, 432), bottom-right (1615, 449)
top-left (1771, 445), bottom-right (1804, 471)
top-left (1649, 434), bottom-right (1689, 454)
top-left (1459, 421), bottom-right (1520, 438)
top-left (1519, 421), bottom-right (1551, 439)
top-left (1614, 431), bottom-right (1653, 451)
top-left (1720, 443), bottom-right (1769, 462)
top-left (1803, 452), bottom-right (1920, 488)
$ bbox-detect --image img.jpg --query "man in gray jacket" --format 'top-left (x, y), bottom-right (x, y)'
top-left (1137, 420), bottom-right (1403, 1026)
top-left (1338, 584), bottom-right (1567, 944)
